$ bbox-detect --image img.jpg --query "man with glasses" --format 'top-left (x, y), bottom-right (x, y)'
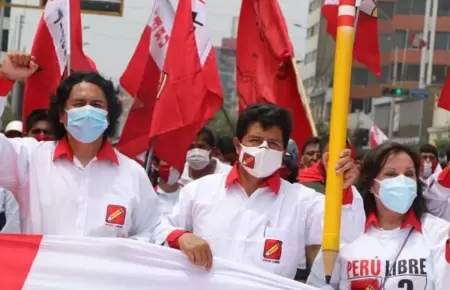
top-left (25, 109), bottom-right (54, 141)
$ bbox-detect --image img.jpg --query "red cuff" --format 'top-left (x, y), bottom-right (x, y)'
top-left (342, 187), bottom-right (353, 205)
top-left (437, 167), bottom-right (450, 188)
top-left (167, 229), bottom-right (190, 249)
top-left (446, 239), bottom-right (450, 263)
top-left (0, 78), bottom-right (14, 96)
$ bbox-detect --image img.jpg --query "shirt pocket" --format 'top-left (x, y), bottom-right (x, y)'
top-left (86, 193), bottom-right (134, 237)
top-left (255, 227), bottom-right (296, 276)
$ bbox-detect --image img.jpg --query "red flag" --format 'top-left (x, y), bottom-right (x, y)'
top-left (369, 123), bottom-right (388, 148)
top-left (322, 0), bottom-right (381, 76)
top-left (23, 0), bottom-right (93, 123)
top-left (117, 0), bottom-right (174, 159)
top-left (149, 0), bottom-right (223, 172)
top-left (437, 74), bottom-right (450, 111)
top-left (236, 0), bottom-right (314, 152)
top-left (408, 31), bottom-right (427, 49)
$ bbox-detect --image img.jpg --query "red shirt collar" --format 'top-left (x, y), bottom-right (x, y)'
top-left (365, 210), bottom-right (422, 233)
top-left (225, 164), bottom-right (281, 195)
top-left (53, 138), bottom-right (119, 165)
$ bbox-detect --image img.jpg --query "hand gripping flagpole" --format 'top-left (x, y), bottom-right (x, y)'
top-left (322, 0), bottom-right (357, 284)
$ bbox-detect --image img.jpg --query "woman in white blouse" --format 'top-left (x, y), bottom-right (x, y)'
top-left (308, 142), bottom-right (450, 290)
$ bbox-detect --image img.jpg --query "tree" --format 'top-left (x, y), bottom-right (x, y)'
top-left (207, 108), bottom-right (237, 137)
top-left (315, 120), bottom-right (329, 138)
top-left (434, 133), bottom-right (450, 159)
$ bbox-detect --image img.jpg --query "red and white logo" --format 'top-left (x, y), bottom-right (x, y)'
top-left (105, 205), bottom-right (127, 228)
top-left (242, 153), bottom-right (255, 169)
top-left (263, 239), bottom-right (282, 263)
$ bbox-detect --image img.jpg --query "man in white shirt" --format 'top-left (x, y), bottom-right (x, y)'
top-left (0, 52), bottom-right (160, 239)
top-left (179, 127), bottom-right (232, 186)
top-left (154, 103), bottom-right (362, 279)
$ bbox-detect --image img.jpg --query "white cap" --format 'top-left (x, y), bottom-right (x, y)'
top-left (4, 120), bottom-right (23, 133)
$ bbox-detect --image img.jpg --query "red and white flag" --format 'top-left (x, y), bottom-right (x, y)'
top-left (438, 74), bottom-right (450, 111)
top-left (149, 0), bottom-right (223, 172)
top-left (117, 0), bottom-right (174, 160)
top-left (22, 0), bottom-right (92, 123)
top-left (236, 0), bottom-right (315, 153)
top-left (409, 32), bottom-right (427, 49)
top-left (0, 235), bottom-right (315, 290)
top-left (322, 0), bottom-right (381, 76)
top-left (369, 123), bottom-right (388, 148)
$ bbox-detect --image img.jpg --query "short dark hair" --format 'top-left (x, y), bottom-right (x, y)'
top-left (355, 142), bottom-right (428, 220)
top-left (236, 103), bottom-right (292, 149)
top-left (197, 127), bottom-right (216, 148)
top-left (301, 137), bottom-right (320, 154)
top-left (217, 135), bottom-right (235, 154)
top-left (48, 72), bottom-right (123, 140)
top-left (25, 109), bottom-right (49, 133)
top-left (419, 144), bottom-right (438, 158)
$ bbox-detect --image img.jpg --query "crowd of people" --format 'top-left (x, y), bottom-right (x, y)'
top-left (1, 52), bottom-right (450, 289)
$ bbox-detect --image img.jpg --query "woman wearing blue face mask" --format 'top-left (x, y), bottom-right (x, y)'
top-left (308, 142), bottom-right (450, 290)
top-left (0, 52), bottom-right (160, 239)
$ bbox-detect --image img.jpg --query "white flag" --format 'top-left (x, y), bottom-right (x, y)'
top-left (1, 234), bottom-right (320, 290)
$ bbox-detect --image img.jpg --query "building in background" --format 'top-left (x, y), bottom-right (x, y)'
top-left (216, 38), bottom-right (237, 113)
top-left (0, 0), bottom-right (11, 60)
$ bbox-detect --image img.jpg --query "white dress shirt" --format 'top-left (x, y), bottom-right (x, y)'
top-left (0, 80), bottom-right (160, 238)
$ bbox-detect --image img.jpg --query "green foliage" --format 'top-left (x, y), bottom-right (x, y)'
top-left (0, 105), bottom-right (15, 128)
top-left (315, 120), bottom-right (329, 138)
top-left (207, 108), bottom-right (237, 137)
top-left (434, 134), bottom-right (450, 158)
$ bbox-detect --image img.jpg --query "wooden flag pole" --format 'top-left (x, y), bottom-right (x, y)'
top-left (322, 0), bottom-right (357, 283)
top-left (292, 58), bottom-right (317, 136)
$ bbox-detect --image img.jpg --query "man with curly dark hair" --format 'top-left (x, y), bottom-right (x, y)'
top-left (0, 52), bottom-right (160, 239)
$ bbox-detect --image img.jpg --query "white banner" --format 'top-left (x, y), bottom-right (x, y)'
top-left (0, 234), bottom-right (319, 290)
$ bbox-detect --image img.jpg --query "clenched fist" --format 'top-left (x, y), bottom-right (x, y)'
top-left (178, 233), bottom-right (213, 271)
top-left (1, 52), bottom-right (39, 81)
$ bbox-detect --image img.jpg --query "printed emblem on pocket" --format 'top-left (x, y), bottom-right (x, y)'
top-left (350, 278), bottom-right (380, 290)
top-left (263, 239), bottom-right (282, 263)
top-left (105, 205), bottom-right (126, 228)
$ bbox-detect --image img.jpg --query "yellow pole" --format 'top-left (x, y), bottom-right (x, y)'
top-left (322, 0), bottom-right (356, 283)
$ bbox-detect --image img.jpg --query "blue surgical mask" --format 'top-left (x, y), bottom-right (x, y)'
top-left (375, 175), bottom-right (417, 214)
top-left (66, 105), bottom-right (108, 143)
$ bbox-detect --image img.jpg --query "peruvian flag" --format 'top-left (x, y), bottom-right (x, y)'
top-left (438, 74), bottom-right (450, 111)
top-left (148, 0), bottom-right (223, 172)
top-left (409, 32), bottom-right (427, 49)
top-left (117, 0), bottom-right (174, 160)
top-left (0, 235), bottom-right (312, 290)
top-left (322, 0), bottom-right (381, 76)
top-left (369, 123), bottom-right (388, 148)
top-left (22, 0), bottom-right (93, 123)
top-left (236, 0), bottom-right (315, 152)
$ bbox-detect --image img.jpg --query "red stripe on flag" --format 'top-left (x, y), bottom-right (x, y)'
top-left (340, 0), bottom-right (356, 5)
top-left (337, 15), bottom-right (355, 27)
top-left (0, 234), bottom-right (43, 289)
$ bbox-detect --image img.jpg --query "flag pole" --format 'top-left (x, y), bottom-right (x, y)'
top-left (66, 0), bottom-right (72, 76)
top-left (322, 0), bottom-right (357, 283)
top-left (291, 58), bottom-right (317, 136)
top-left (145, 138), bottom-right (157, 173)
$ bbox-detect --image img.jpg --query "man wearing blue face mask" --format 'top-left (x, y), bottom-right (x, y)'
top-left (0, 52), bottom-right (160, 239)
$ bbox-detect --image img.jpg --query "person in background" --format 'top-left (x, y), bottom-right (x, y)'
top-left (4, 120), bottom-right (22, 138)
top-left (25, 109), bottom-right (53, 141)
top-left (308, 142), bottom-right (450, 289)
top-left (0, 52), bottom-right (160, 239)
top-left (280, 139), bottom-right (300, 183)
top-left (300, 136), bottom-right (320, 168)
top-left (154, 103), bottom-right (362, 280)
top-left (216, 135), bottom-right (238, 166)
top-left (152, 157), bottom-right (182, 217)
top-left (298, 136), bottom-right (356, 194)
top-left (419, 143), bottom-right (442, 181)
top-left (179, 127), bottom-right (231, 186)
top-left (0, 187), bottom-right (20, 233)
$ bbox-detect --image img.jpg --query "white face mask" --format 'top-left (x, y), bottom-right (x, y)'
top-left (186, 148), bottom-right (211, 170)
top-left (422, 161), bottom-right (432, 179)
top-left (239, 141), bottom-right (283, 178)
